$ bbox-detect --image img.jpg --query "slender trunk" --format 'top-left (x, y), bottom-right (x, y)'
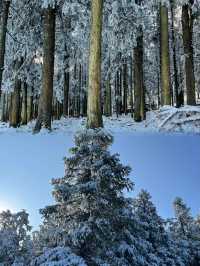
top-left (78, 64), bottom-right (82, 117)
top-left (0, 0), bottom-right (10, 94)
top-left (182, 3), bottom-right (196, 105)
top-left (33, 96), bottom-right (38, 119)
top-left (5, 92), bottom-right (9, 121)
top-left (119, 67), bottom-right (123, 114)
top-left (27, 87), bottom-right (33, 122)
top-left (82, 67), bottom-right (87, 116)
top-left (34, 6), bottom-right (56, 132)
top-left (170, 1), bottom-right (180, 107)
top-left (160, 4), bottom-right (171, 106)
top-left (87, 0), bottom-right (103, 129)
top-left (0, 92), bottom-right (6, 121)
top-left (134, 27), bottom-right (145, 122)
top-left (130, 56), bottom-right (134, 118)
top-left (115, 71), bottom-right (120, 117)
top-left (123, 59), bottom-right (128, 115)
top-left (63, 69), bottom-right (69, 117)
top-left (21, 82), bottom-right (27, 125)
top-left (10, 59), bottom-right (23, 128)
top-left (104, 58), bottom-right (112, 117)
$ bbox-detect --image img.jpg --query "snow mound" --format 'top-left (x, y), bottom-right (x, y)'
top-left (153, 106), bottom-right (200, 134)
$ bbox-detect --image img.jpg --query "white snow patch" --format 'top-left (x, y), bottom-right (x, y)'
top-left (0, 106), bottom-right (199, 135)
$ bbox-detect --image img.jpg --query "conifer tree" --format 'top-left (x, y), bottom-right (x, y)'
top-left (133, 190), bottom-right (186, 265)
top-left (38, 129), bottom-right (153, 265)
top-left (169, 197), bottom-right (200, 265)
top-left (0, 210), bottom-right (32, 265)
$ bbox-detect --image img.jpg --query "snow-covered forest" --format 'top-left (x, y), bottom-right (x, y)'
top-left (0, 0), bottom-right (200, 132)
top-left (0, 129), bottom-right (199, 266)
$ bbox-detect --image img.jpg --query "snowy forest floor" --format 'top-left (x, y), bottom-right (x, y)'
top-left (0, 105), bottom-right (200, 135)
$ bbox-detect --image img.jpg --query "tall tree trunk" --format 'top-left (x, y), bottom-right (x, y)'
top-left (182, 2), bottom-right (196, 105)
top-left (27, 87), bottom-right (33, 122)
top-left (104, 58), bottom-right (112, 117)
top-left (160, 4), bottom-right (171, 106)
top-left (134, 27), bottom-right (145, 122)
top-left (0, 92), bottom-right (6, 121)
top-left (82, 67), bottom-right (87, 117)
top-left (5, 92), bottom-right (9, 121)
top-left (115, 71), bottom-right (120, 117)
top-left (21, 82), bottom-right (27, 125)
top-left (104, 76), bottom-right (112, 117)
top-left (123, 59), bottom-right (128, 115)
top-left (170, 1), bottom-right (180, 107)
top-left (63, 67), bottom-right (69, 117)
top-left (34, 6), bottom-right (56, 133)
top-left (78, 64), bottom-right (82, 117)
top-left (10, 59), bottom-right (23, 128)
top-left (0, 0), bottom-right (10, 94)
top-left (130, 56), bottom-right (134, 118)
top-left (87, 0), bottom-right (103, 129)
top-left (119, 67), bottom-right (123, 114)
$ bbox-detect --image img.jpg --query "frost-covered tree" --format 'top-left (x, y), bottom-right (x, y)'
top-left (168, 197), bottom-right (200, 266)
top-left (132, 190), bottom-right (187, 265)
top-left (37, 129), bottom-right (160, 265)
top-left (0, 210), bottom-right (32, 265)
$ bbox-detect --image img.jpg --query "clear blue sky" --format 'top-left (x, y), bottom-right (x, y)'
top-left (0, 132), bottom-right (199, 229)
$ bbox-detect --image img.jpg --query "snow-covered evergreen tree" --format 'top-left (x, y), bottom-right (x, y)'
top-left (0, 210), bottom-right (32, 265)
top-left (36, 129), bottom-right (159, 265)
top-left (168, 197), bottom-right (200, 266)
top-left (132, 190), bottom-right (188, 265)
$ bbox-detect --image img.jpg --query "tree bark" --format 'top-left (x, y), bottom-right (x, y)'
top-left (34, 6), bottom-right (56, 132)
top-left (10, 59), bottom-right (23, 128)
top-left (63, 68), bottom-right (69, 117)
top-left (0, 92), bottom-right (6, 121)
top-left (104, 58), bottom-right (112, 117)
top-left (27, 87), bottom-right (33, 122)
top-left (170, 1), bottom-right (180, 107)
top-left (21, 82), bottom-right (27, 125)
top-left (182, 3), bottom-right (196, 105)
top-left (87, 0), bottom-right (103, 129)
top-left (134, 27), bottom-right (145, 122)
top-left (160, 4), bottom-right (171, 106)
top-left (130, 56), bottom-right (134, 118)
top-left (123, 59), bottom-right (128, 115)
top-left (0, 0), bottom-right (10, 94)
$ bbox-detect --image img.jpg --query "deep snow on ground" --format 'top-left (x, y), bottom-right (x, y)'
top-left (0, 129), bottom-right (199, 229)
top-left (0, 106), bottom-right (200, 135)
